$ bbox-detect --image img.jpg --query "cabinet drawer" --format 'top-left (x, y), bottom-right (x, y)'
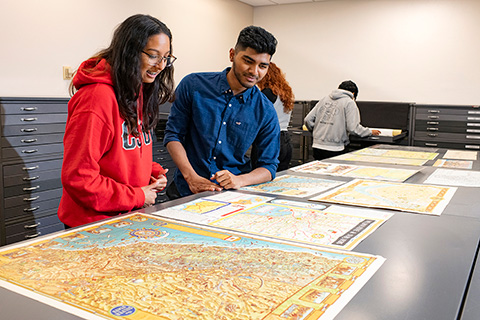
top-left (1, 101), bottom-right (67, 115)
top-left (4, 178), bottom-right (62, 198)
top-left (4, 188), bottom-right (62, 208)
top-left (5, 214), bottom-right (62, 237)
top-left (4, 168), bottom-right (61, 187)
top-left (2, 113), bottom-right (67, 126)
top-left (415, 131), bottom-right (480, 142)
top-left (415, 113), bottom-right (480, 122)
top-left (2, 132), bottom-right (64, 147)
top-left (2, 123), bottom-right (66, 137)
top-left (3, 158), bottom-right (63, 177)
top-left (416, 107), bottom-right (480, 116)
top-left (414, 140), bottom-right (480, 150)
top-left (4, 197), bottom-right (61, 220)
top-left (2, 142), bottom-right (63, 160)
top-left (6, 222), bottom-right (64, 245)
top-left (414, 122), bottom-right (480, 133)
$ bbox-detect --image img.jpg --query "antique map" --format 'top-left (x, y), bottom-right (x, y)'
top-left (433, 159), bottom-right (473, 169)
top-left (291, 161), bottom-right (420, 182)
top-left (156, 191), bottom-right (273, 224)
top-left (311, 179), bottom-right (457, 215)
top-left (352, 148), bottom-right (439, 160)
top-left (240, 174), bottom-right (345, 197)
top-left (443, 149), bottom-right (478, 160)
top-left (209, 203), bottom-right (393, 250)
top-left (330, 153), bottom-right (428, 166)
top-left (0, 214), bottom-right (385, 320)
top-left (291, 161), bottom-right (356, 175)
top-left (424, 168), bottom-right (480, 187)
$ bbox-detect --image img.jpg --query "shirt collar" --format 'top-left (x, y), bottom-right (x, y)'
top-left (221, 67), bottom-right (255, 103)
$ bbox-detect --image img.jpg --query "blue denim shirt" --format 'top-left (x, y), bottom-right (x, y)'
top-left (164, 68), bottom-right (280, 196)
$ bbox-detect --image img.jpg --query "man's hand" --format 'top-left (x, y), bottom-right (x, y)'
top-left (371, 129), bottom-right (381, 136)
top-left (186, 174), bottom-right (223, 194)
top-left (211, 170), bottom-right (243, 190)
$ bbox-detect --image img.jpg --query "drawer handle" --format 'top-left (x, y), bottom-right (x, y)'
top-left (425, 143), bottom-right (438, 147)
top-left (292, 132), bottom-right (302, 135)
top-left (24, 206), bottom-right (40, 212)
top-left (428, 134), bottom-right (438, 137)
top-left (22, 149), bottom-right (38, 154)
top-left (467, 117), bottom-right (480, 121)
top-left (23, 196), bottom-right (40, 202)
top-left (25, 232), bottom-right (41, 239)
top-left (427, 128), bottom-right (439, 131)
top-left (23, 176), bottom-right (39, 181)
top-left (465, 145), bottom-right (480, 150)
top-left (428, 116), bottom-right (439, 119)
top-left (370, 137), bottom-right (380, 140)
top-left (21, 138), bottom-right (38, 143)
top-left (22, 165), bottom-right (39, 171)
top-left (21, 117), bottom-right (38, 122)
top-left (426, 121), bottom-right (439, 125)
top-left (21, 107), bottom-right (38, 111)
top-left (23, 185), bottom-right (40, 191)
top-left (25, 222), bottom-right (41, 229)
top-left (21, 127), bottom-right (38, 132)
top-left (466, 135), bottom-right (480, 140)
top-left (427, 110), bottom-right (440, 113)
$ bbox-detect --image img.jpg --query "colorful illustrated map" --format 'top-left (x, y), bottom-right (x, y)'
top-left (209, 203), bottom-right (393, 250)
top-left (291, 161), bottom-right (356, 175)
top-left (291, 161), bottom-right (420, 182)
top-left (156, 191), bottom-right (273, 224)
top-left (0, 214), bottom-right (384, 320)
top-left (240, 174), bottom-right (344, 197)
top-left (311, 179), bottom-right (457, 215)
top-left (433, 159), bottom-right (473, 169)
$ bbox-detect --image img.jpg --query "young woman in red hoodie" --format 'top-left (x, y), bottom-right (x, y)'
top-left (58, 14), bottom-right (176, 227)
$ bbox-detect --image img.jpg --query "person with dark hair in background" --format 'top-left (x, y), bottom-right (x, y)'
top-left (164, 25), bottom-right (280, 199)
top-left (58, 14), bottom-right (176, 227)
top-left (251, 62), bottom-right (295, 171)
top-left (304, 80), bottom-right (380, 161)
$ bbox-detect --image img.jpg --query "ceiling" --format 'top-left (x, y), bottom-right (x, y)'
top-left (237, 0), bottom-right (329, 6)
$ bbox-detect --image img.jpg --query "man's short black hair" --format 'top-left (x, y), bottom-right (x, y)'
top-left (235, 26), bottom-right (277, 56)
top-left (338, 80), bottom-right (359, 99)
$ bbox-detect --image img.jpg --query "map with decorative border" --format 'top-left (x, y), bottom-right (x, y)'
top-left (208, 203), bottom-right (393, 250)
top-left (240, 174), bottom-right (345, 197)
top-left (330, 153), bottom-right (428, 166)
top-left (0, 213), bottom-right (384, 320)
top-left (311, 179), bottom-right (457, 215)
top-left (351, 148), bottom-right (439, 160)
top-left (156, 191), bottom-right (273, 224)
top-left (433, 159), bottom-right (473, 169)
top-left (291, 161), bottom-right (420, 182)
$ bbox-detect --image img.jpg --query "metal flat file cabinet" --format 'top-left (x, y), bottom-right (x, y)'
top-left (413, 104), bottom-right (480, 150)
top-left (0, 97), bottom-right (67, 246)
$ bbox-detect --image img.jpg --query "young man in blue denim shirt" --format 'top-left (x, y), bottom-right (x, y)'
top-left (164, 26), bottom-right (280, 198)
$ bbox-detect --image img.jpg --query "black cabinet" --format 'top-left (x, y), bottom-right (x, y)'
top-left (0, 98), bottom-right (67, 245)
top-left (412, 104), bottom-right (480, 150)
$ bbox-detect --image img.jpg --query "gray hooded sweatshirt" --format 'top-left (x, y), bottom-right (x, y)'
top-left (304, 89), bottom-right (372, 151)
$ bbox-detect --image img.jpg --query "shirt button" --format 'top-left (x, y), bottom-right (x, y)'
top-left (213, 156), bottom-right (217, 160)
top-left (218, 141), bottom-right (222, 144)
top-left (223, 122), bottom-right (226, 125)
top-left (228, 104), bottom-right (232, 107)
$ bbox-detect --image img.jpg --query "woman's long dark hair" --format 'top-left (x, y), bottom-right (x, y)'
top-left (71, 14), bottom-right (175, 136)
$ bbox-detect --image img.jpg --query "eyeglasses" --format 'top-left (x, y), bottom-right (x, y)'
top-left (142, 51), bottom-right (177, 67)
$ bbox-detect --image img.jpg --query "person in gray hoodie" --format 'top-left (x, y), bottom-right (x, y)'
top-left (304, 80), bottom-right (380, 160)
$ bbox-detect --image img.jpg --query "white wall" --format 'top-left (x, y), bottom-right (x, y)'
top-left (254, 0), bottom-right (480, 105)
top-left (0, 0), bottom-right (253, 97)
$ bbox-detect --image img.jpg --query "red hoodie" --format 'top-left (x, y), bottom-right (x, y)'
top-left (58, 58), bottom-right (164, 227)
